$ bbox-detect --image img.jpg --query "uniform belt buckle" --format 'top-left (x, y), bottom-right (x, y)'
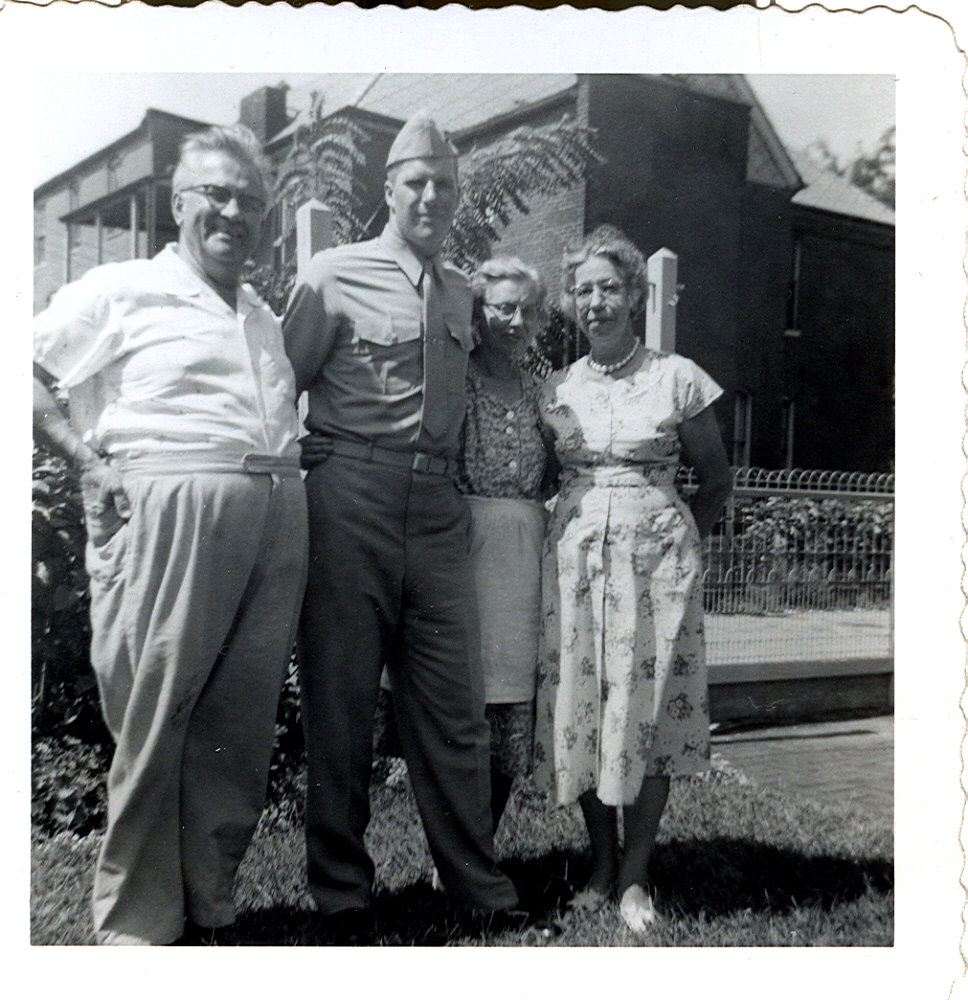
top-left (411, 452), bottom-right (433, 474)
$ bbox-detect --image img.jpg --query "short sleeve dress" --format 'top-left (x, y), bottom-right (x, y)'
top-left (534, 348), bottom-right (723, 806)
top-left (457, 364), bottom-right (549, 777)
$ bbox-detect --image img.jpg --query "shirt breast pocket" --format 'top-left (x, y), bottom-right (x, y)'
top-left (443, 308), bottom-right (475, 354)
top-left (353, 316), bottom-right (421, 394)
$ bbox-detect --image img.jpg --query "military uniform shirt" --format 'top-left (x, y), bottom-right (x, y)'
top-left (283, 226), bottom-right (475, 458)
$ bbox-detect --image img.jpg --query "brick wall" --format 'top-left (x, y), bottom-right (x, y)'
top-left (488, 183), bottom-right (586, 306)
top-left (583, 75), bottom-right (751, 443)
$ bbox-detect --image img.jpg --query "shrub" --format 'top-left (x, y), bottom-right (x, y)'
top-left (703, 492), bottom-right (894, 614)
top-left (32, 441), bottom-right (106, 742)
top-left (732, 494), bottom-right (894, 553)
top-left (266, 653), bottom-right (305, 816)
top-left (32, 735), bottom-right (109, 836)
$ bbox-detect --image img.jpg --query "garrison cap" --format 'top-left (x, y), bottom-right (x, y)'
top-left (386, 111), bottom-right (458, 171)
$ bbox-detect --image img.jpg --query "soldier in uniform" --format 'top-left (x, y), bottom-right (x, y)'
top-left (284, 112), bottom-right (519, 943)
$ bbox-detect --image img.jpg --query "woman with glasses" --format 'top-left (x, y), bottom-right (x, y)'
top-left (456, 257), bottom-right (558, 835)
top-left (535, 225), bottom-right (732, 935)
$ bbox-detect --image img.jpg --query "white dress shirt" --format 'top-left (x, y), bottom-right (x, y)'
top-left (34, 244), bottom-right (300, 460)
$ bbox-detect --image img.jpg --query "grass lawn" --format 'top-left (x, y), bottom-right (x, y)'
top-left (31, 754), bottom-right (892, 947)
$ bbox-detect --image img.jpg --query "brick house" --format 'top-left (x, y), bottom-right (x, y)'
top-left (33, 74), bottom-right (894, 473)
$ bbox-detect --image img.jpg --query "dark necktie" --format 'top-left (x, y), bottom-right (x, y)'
top-left (421, 262), bottom-right (448, 440)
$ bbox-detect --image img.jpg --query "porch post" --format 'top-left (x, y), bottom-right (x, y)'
top-left (129, 193), bottom-right (138, 259)
top-left (147, 183), bottom-right (157, 258)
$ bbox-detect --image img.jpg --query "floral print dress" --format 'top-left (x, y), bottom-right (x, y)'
top-left (534, 348), bottom-right (723, 806)
top-left (457, 364), bottom-right (549, 777)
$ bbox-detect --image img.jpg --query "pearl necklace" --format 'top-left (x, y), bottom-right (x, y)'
top-left (587, 339), bottom-right (640, 375)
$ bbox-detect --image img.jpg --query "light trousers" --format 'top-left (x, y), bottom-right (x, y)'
top-left (84, 468), bottom-right (308, 945)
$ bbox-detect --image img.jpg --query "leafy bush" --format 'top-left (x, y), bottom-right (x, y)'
top-left (32, 441), bottom-right (106, 742)
top-left (274, 100), bottom-right (373, 249)
top-left (32, 735), bottom-right (109, 836)
top-left (245, 258), bottom-right (297, 318)
top-left (704, 492), bottom-right (894, 613)
top-left (732, 494), bottom-right (894, 553)
top-left (445, 118), bottom-right (603, 273)
top-left (266, 653), bottom-right (305, 818)
top-left (522, 305), bottom-right (586, 379)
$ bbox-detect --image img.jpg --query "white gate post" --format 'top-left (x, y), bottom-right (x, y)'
top-left (296, 199), bottom-right (334, 278)
top-left (646, 247), bottom-right (678, 354)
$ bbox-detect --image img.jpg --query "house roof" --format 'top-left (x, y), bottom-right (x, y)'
top-left (791, 155), bottom-right (895, 225)
top-left (354, 73), bottom-right (579, 133)
top-left (34, 109), bottom-right (210, 199)
top-left (282, 72), bottom-right (803, 191)
top-left (37, 76), bottom-right (891, 229)
top-left (268, 73), bottom-right (578, 148)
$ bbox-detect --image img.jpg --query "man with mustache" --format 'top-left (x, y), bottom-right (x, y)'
top-left (284, 111), bottom-right (519, 944)
top-left (33, 125), bottom-right (308, 945)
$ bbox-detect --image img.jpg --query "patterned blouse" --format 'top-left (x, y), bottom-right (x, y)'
top-left (457, 363), bottom-right (547, 501)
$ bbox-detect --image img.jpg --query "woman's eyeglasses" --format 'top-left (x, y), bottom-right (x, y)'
top-left (571, 280), bottom-right (626, 304)
top-left (179, 184), bottom-right (266, 215)
top-left (483, 301), bottom-right (539, 323)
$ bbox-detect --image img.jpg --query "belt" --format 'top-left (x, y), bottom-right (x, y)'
top-left (116, 451), bottom-right (302, 477)
top-left (310, 436), bottom-right (457, 478)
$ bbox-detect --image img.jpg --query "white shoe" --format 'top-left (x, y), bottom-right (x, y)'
top-left (619, 884), bottom-right (656, 935)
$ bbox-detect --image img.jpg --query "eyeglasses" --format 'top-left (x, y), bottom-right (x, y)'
top-left (179, 184), bottom-right (266, 215)
top-left (571, 280), bottom-right (626, 304)
top-left (483, 301), bottom-right (539, 323)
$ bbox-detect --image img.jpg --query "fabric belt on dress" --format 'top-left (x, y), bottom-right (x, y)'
top-left (564, 462), bottom-right (677, 488)
top-left (309, 435), bottom-right (457, 478)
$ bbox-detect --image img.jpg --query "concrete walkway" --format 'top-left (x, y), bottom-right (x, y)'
top-left (706, 608), bottom-right (892, 664)
top-left (711, 714), bottom-right (894, 827)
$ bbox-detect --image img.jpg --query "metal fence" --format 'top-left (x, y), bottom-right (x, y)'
top-left (680, 468), bottom-right (894, 666)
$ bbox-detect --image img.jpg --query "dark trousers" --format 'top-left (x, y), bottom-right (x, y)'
top-left (299, 455), bottom-right (518, 915)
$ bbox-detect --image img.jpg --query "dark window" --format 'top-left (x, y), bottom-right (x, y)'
top-left (785, 236), bottom-right (802, 333)
top-left (732, 391), bottom-right (752, 467)
top-left (781, 398), bottom-right (796, 469)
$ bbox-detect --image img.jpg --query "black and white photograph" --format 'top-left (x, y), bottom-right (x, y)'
top-left (7, 1), bottom-right (965, 994)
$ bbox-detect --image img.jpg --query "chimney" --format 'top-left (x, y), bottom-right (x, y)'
top-left (239, 85), bottom-right (289, 144)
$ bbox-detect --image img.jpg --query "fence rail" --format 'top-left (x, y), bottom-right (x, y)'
top-left (687, 468), bottom-right (894, 666)
top-left (681, 466), bottom-right (895, 499)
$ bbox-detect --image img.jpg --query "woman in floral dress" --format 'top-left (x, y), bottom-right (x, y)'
top-left (458, 257), bottom-right (557, 832)
top-left (535, 226), bottom-right (732, 934)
